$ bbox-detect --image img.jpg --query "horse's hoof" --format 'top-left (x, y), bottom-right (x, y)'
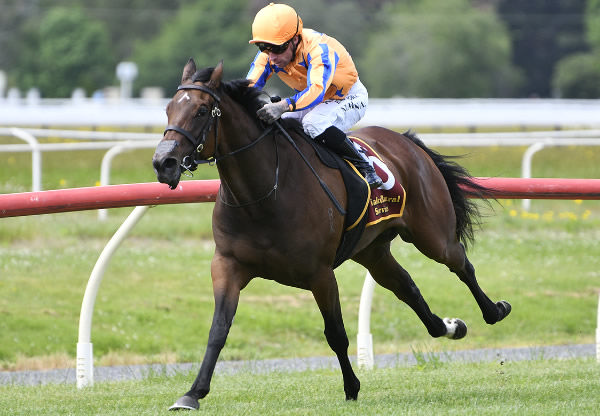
top-left (443, 318), bottom-right (467, 340)
top-left (497, 300), bottom-right (512, 321)
top-left (169, 395), bottom-right (199, 411)
top-left (344, 376), bottom-right (360, 401)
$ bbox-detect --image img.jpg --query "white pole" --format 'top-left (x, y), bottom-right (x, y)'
top-left (77, 205), bottom-right (149, 388)
top-left (98, 144), bottom-right (124, 221)
top-left (10, 128), bottom-right (42, 192)
top-left (357, 272), bottom-right (376, 369)
top-left (520, 141), bottom-right (547, 211)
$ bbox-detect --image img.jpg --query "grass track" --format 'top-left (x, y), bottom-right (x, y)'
top-left (0, 358), bottom-right (599, 415)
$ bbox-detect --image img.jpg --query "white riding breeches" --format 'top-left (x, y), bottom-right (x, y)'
top-left (281, 78), bottom-right (368, 139)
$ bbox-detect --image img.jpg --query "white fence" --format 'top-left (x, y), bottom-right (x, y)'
top-left (0, 127), bottom-right (159, 193)
top-left (1, 97), bottom-right (600, 129)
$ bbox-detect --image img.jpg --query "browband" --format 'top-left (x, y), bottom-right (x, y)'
top-left (177, 84), bottom-right (221, 102)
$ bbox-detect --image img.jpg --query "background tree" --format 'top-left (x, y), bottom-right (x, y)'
top-left (552, 0), bottom-right (600, 98)
top-left (552, 53), bottom-right (600, 98)
top-left (587, 0), bottom-right (600, 48)
top-left (131, 0), bottom-right (255, 95)
top-left (0, 0), bottom-right (40, 74)
top-left (497, 0), bottom-right (588, 97)
top-left (16, 7), bottom-right (115, 97)
top-left (2, 0), bottom-right (596, 98)
top-left (359, 0), bottom-right (520, 98)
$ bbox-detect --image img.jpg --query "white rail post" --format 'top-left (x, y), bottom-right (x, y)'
top-left (77, 205), bottom-right (149, 388)
top-left (357, 271), bottom-right (376, 369)
top-left (520, 141), bottom-right (548, 211)
top-left (98, 144), bottom-right (125, 221)
top-left (10, 128), bottom-right (42, 192)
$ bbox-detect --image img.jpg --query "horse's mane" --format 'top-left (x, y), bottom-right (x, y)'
top-left (191, 67), bottom-right (267, 118)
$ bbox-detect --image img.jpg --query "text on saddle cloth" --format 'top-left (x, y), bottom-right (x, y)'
top-left (348, 136), bottom-right (406, 227)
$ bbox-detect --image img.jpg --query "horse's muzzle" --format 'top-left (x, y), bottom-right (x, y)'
top-left (153, 155), bottom-right (181, 190)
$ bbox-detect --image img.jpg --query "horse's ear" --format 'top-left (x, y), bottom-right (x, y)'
top-left (182, 58), bottom-right (197, 84)
top-left (207, 60), bottom-right (223, 89)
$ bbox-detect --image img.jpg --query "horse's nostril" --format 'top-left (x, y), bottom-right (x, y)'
top-left (163, 158), bottom-right (177, 170)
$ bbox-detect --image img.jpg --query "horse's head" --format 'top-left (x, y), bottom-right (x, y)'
top-left (152, 58), bottom-right (223, 189)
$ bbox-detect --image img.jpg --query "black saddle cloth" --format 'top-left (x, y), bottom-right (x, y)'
top-left (280, 120), bottom-right (369, 269)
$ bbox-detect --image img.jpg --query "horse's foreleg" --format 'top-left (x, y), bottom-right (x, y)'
top-left (169, 256), bottom-right (247, 411)
top-left (311, 269), bottom-right (360, 400)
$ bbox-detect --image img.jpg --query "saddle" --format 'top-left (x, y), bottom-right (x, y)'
top-left (279, 120), bottom-right (406, 268)
top-left (280, 120), bottom-right (371, 268)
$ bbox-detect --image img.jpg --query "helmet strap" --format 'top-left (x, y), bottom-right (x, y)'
top-left (291, 35), bottom-right (301, 58)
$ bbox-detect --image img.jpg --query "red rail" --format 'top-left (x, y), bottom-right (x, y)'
top-left (0, 180), bottom-right (220, 218)
top-left (0, 178), bottom-right (599, 218)
top-left (469, 177), bottom-right (600, 200)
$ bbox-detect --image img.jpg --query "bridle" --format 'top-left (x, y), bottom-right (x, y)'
top-left (162, 83), bottom-right (280, 207)
top-left (163, 84), bottom-right (222, 172)
top-left (161, 84), bottom-right (343, 213)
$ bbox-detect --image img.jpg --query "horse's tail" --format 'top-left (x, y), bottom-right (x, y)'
top-left (403, 130), bottom-right (494, 249)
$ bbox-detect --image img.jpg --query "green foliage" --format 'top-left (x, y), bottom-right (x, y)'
top-left (21, 7), bottom-right (116, 97)
top-left (359, 0), bottom-right (521, 97)
top-left (497, 0), bottom-right (589, 98)
top-left (132, 0), bottom-right (255, 95)
top-left (586, 0), bottom-right (600, 50)
top-left (552, 52), bottom-right (600, 98)
top-left (550, 0), bottom-right (600, 98)
top-left (3, 0), bottom-right (599, 98)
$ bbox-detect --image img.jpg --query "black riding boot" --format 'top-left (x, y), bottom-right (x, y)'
top-left (316, 126), bottom-right (383, 189)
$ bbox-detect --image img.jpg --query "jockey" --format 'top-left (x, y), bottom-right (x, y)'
top-left (247, 3), bottom-right (382, 189)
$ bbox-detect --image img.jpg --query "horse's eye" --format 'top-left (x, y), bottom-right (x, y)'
top-left (195, 107), bottom-right (209, 118)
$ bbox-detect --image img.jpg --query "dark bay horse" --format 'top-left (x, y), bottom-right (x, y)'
top-left (152, 59), bottom-right (511, 410)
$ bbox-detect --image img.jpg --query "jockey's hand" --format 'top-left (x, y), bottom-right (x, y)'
top-left (257, 100), bottom-right (289, 124)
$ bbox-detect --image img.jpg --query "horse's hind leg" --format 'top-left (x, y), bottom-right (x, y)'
top-left (442, 240), bottom-right (511, 325)
top-left (354, 242), bottom-right (457, 339)
top-left (311, 267), bottom-right (360, 400)
top-left (406, 214), bottom-right (511, 325)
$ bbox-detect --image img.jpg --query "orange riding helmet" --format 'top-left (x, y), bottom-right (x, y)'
top-left (249, 3), bottom-right (303, 46)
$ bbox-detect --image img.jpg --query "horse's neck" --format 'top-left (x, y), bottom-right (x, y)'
top-left (216, 102), bottom-right (280, 206)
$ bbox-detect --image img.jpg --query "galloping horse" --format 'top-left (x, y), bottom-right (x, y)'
top-left (152, 59), bottom-right (511, 410)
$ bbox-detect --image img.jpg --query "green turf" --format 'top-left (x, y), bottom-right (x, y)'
top-left (0, 358), bottom-right (598, 415)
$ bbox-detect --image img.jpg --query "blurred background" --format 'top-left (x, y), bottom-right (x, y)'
top-left (1, 0), bottom-right (599, 102)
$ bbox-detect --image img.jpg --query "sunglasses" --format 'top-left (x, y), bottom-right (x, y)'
top-left (256, 40), bottom-right (291, 55)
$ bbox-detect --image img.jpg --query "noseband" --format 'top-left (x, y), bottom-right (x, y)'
top-left (163, 84), bottom-right (222, 171)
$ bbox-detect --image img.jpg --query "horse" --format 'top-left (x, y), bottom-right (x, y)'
top-left (152, 59), bottom-right (511, 410)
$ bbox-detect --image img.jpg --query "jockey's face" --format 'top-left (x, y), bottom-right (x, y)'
top-left (267, 36), bottom-right (297, 68)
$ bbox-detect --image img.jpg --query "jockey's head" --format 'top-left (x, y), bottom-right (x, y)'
top-left (249, 3), bottom-right (303, 65)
